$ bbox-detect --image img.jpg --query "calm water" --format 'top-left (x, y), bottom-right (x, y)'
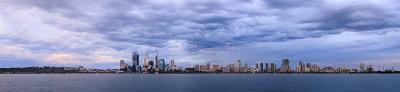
top-left (0, 74), bottom-right (399, 92)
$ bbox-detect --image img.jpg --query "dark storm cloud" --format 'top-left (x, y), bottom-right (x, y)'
top-left (4, 0), bottom-right (400, 51)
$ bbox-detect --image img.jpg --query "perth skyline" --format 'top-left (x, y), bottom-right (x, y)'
top-left (1, 0), bottom-right (400, 69)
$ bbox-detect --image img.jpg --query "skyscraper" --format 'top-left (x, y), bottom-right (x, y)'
top-left (311, 64), bottom-right (319, 72)
top-left (144, 53), bottom-right (149, 65)
top-left (307, 63), bottom-right (311, 69)
top-left (256, 62), bottom-right (263, 73)
top-left (237, 60), bottom-right (242, 68)
top-left (244, 63), bottom-right (248, 72)
top-left (171, 59), bottom-right (175, 67)
top-left (360, 63), bottom-right (365, 69)
top-left (206, 62), bottom-right (211, 70)
top-left (265, 63), bottom-right (269, 73)
top-left (160, 59), bottom-right (165, 71)
top-left (155, 53), bottom-right (159, 69)
top-left (132, 52), bottom-right (139, 72)
top-left (271, 63), bottom-right (276, 73)
top-left (299, 61), bottom-right (305, 72)
top-left (281, 59), bottom-right (290, 73)
top-left (120, 60), bottom-right (125, 69)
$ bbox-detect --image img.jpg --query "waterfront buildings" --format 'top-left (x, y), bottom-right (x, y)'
top-left (271, 63), bottom-right (276, 73)
top-left (115, 52), bottom-right (395, 74)
top-left (281, 59), bottom-right (290, 73)
top-left (265, 63), bottom-right (269, 73)
top-left (311, 64), bottom-right (319, 72)
top-left (132, 52), bottom-right (139, 72)
top-left (171, 59), bottom-right (175, 67)
top-left (144, 53), bottom-right (149, 65)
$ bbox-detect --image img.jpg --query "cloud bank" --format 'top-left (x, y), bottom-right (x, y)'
top-left (1, 0), bottom-right (400, 69)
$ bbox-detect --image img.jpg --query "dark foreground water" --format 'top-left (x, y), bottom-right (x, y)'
top-left (0, 74), bottom-right (399, 92)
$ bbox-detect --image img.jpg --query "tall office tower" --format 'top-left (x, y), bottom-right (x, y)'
top-left (206, 62), bottom-right (211, 70)
top-left (307, 63), bottom-right (311, 69)
top-left (132, 52), bottom-right (139, 71)
top-left (265, 63), bottom-right (269, 73)
top-left (144, 53), bottom-right (149, 65)
top-left (311, 64), bottom-right (319, 72)
top-left (238, 60), bottom-right (242, 68)
top-left (155, 53), bottom-right (159, 69)
top-left (270, 63), bottom-right (276, 73)
top-left (296, 65), bottom-right (301, 72)
top-left (256, 62), bottom-right (259, 69)
top-left (244, 63), bottom-right (248, 72)
top-left (259, 63), bottom-right (264, 72)
top-left (120, 60), bottom-right (127, 71)
top-left (360, 63), bottom-right (365, 69)
top-left (281, 59), bottom-right (290, 73)
top-left (120, 60), bottom-right (125, 69)
top-left (299, 61), bottom-right (305, 72)
top-left (171, 59), bottom-right (175, 67)
top-left (256, 62), bottom-right (264, 73)
top-left (160, 59), bottom-right (165, 71)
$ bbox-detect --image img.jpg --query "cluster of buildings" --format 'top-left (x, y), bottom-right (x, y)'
top-left (119, 52), bottom-right (183, 73)
top-left (188, 59), bottom-right (396, 73)
top-left (119, 52), bottom-right (396, 73)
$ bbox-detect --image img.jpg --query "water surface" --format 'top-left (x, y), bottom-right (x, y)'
top-left (0, 74), bottom-right (398, 92)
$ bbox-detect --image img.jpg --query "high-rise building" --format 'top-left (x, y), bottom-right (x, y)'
top-left (281, 59), bottom-right (290, 73)
top-left (311, 64), bottom-right (319, 72)
top-left (144, 53), bottom-right (149, 65)
top-left (271, 63), bottom-right (276, 73)
top-left (132, 52), bottom-right (139, 72)
top-left (171, 59), bottom-right (175, 67)
top-left (237, 60), bottom-right (242, 68)
top-left (256, 62), bottom-right (263, 73)
top-left (244, 63), bottom-right (248, 72)
top-left (259, 63), bottom-right (264, 72)
top-left (299, 61), bottom-right (305, 72)
top-left (228, 64), bottom-right (236, 73)
top-left (256, 62), bottom-right (259, 72)
top-left (250, 66), bottom-right (256, 73)
top-left (296, 65), bottom-right (301, 72)
top-left (360, 63), bottom-right (365, 69)
top-left (160, 59), bottom-right (165, 71)
top-left (307, 63), bottom-right (311, 68)
top-left (206, 62), bottom-right (211, 70)
top-left (120, 60), bottom-right (125, 69)
top-left (120, 60), bottom-right (128, 71)
top-left (265, 63), bottom-right (269, 73)
top-left (155, 53), bottom-right (159, 69)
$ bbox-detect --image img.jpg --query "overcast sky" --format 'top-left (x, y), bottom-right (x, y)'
top-left (1, 0), bottom-right (400, 69)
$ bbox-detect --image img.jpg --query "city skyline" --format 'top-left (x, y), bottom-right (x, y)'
top-left (116, 51), bottom-right (398, 72)
top-left (2, 0), bottom-right (400, 69)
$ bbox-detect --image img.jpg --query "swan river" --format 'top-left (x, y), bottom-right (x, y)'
top-left (0, 74), bottom-right (399, 92)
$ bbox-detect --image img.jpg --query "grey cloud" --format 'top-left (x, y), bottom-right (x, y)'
top-left (3, 0), bottom-right (400, 68)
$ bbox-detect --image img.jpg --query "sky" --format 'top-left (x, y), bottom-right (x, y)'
top-left (1, 0), bottom-right (400, 70)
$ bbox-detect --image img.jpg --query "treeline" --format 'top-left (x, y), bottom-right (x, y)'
top-left (0, 66), bottom-right (79, 74)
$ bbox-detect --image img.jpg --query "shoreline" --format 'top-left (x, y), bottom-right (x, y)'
top-left (1, 72), bottom-right (400, 74)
